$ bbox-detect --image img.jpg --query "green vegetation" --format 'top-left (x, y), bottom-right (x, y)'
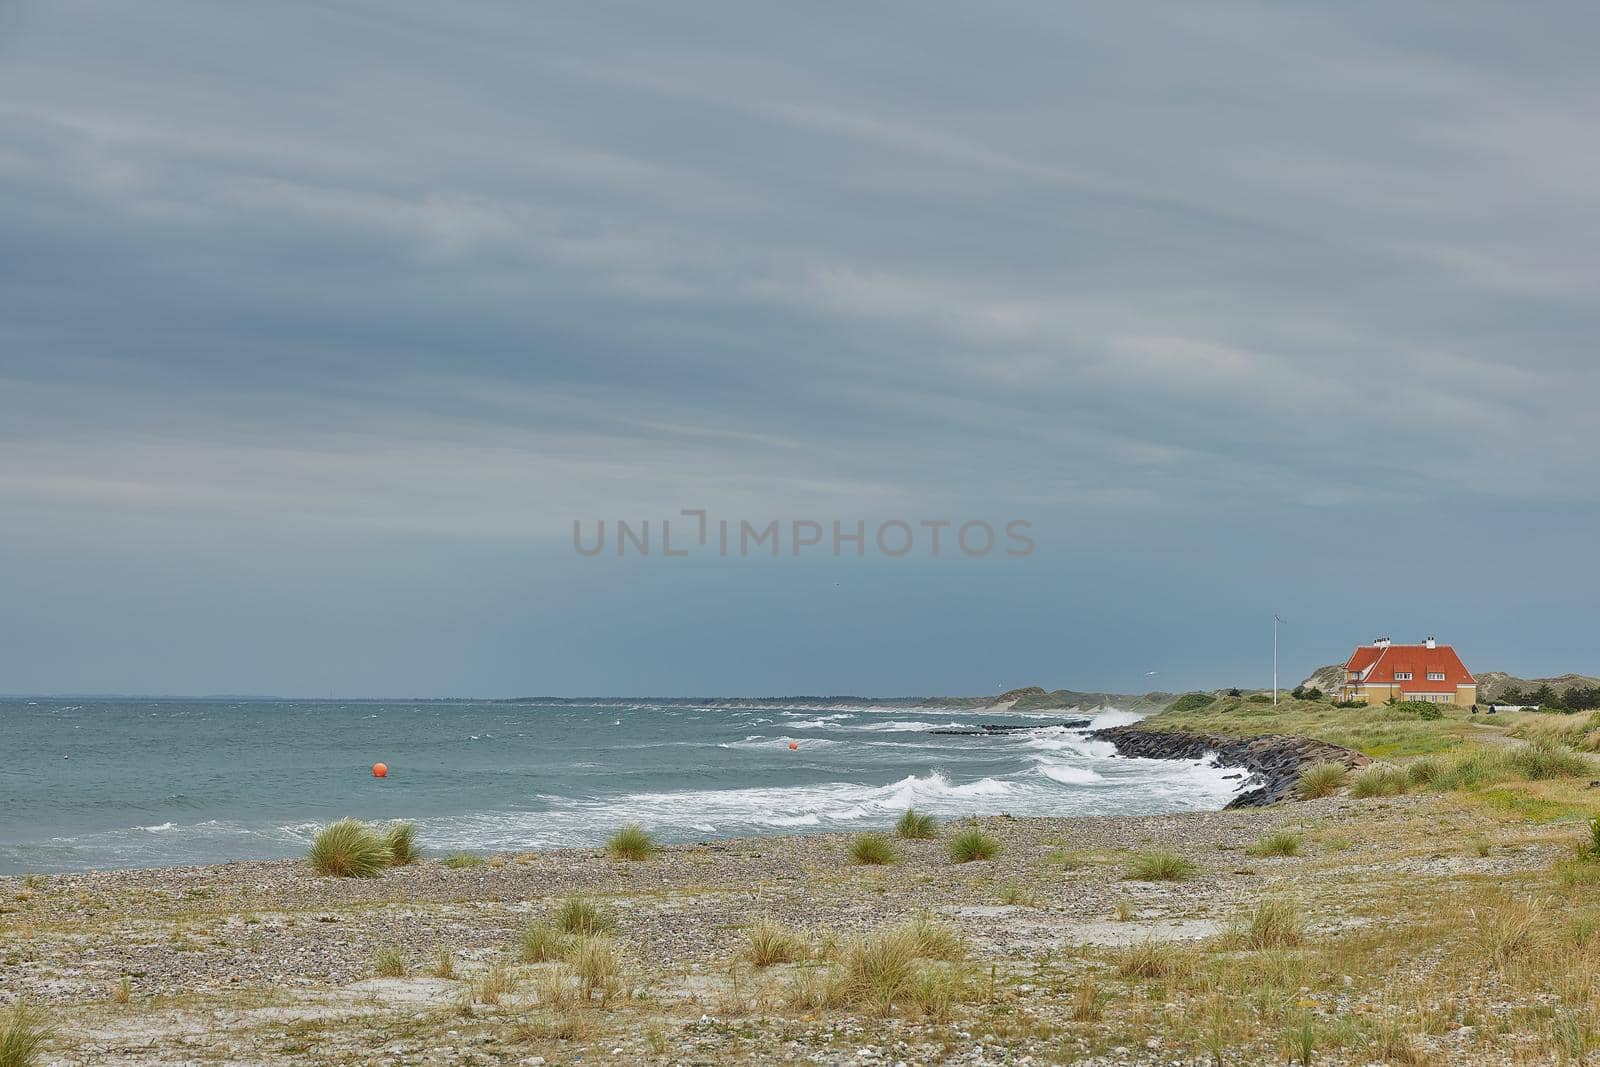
top-left (945, 827), bottom-right (1001, 863)
top-left (0, 1002), bottom-right (50, 1067)
top-left (606, 824), bottom-right (657, 861)
top-left (840, 919), bottom-right (968, 1014)
top-left (440, 852), bottom-right (487, 869)
top-left (372, 947), bottom-right (406, 977)
top-left (746, 919), bottom-right (808, 966)
top-left (554, 895), bottom-right (617, 936)
top-left (382, 822), bottom-right (419, 865)
top-left (1226, 897), bottom-right (1304, 950)
top-left (1297, 761), bottom-right (1348, 799)
top-left (568, 934), bottom-right (622, 1004)
top-left (307, 818), bottom-right (392, 878)
top-left (1148, 694), bottom-right (1506, 757)
top-left (519, 921), bottom-right (572, 962)
top-left (1247, 830), bottom-right (1302, 857)
top-left (1167, 692), bottom-right (1217, 713)
top-left (848, 833), bottom-right (900, 865)
top-left (895, 809), bottom-right (939, 839)
top-left (1125, 851), bottom-right (1197, 881)
top-left (1350, 765), bottom-right (1408, 797)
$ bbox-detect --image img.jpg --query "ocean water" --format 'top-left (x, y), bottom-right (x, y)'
top-left (0, 699), bottom-right (1244, 873)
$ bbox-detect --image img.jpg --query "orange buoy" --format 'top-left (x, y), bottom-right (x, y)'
top-left (372, 762), bottom-right (389, 778)
top-left (788, 741), bottom-right (798, 750)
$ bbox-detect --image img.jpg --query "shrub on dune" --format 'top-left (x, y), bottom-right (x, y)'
top-left (1297, 761), bottom-right (1348, 799)
top-left (848, 833), bottom-right (900, 865)
top-left (383, 822), bottom-right (420, 866)
top-left (308, 818), bottom-right (391, 878)
top-left (606, 824), bottom-right (657, 861)
top-left (946, 827), bottom-right (1001, 864)
top-left (895, 809), bottom-right (939, 839)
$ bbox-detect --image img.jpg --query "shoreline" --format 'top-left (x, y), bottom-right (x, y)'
top-left (1091, 723), bottom-right (1368, 807)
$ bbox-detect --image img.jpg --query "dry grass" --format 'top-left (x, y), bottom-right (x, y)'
top-left (307, 819), bottom-right (390, 878)
top-left (371, 947), bottom-right (406, 978)
top-left (519, 921), bottom-right (572, 963)
top-left (746, 919), bottom-right (808, 967)
top-left (1224, 898), bottom-right (1305, 950)
top-left (847, 833), bottom-right (900, 866)
top-left (833, 920), bottom-right (973, 1014)
top-left (0, 1002), bottom-right (51, 1067)
top-left (473, 962), bottom-right (516, 1005)
top-left (1071, 976), bottom-right (1103, 1021)
top-left (605, 824), bottom-right (657, 861)
top-left (567, 935), bottom-right (622, 1005)
top-left (1247, 830), bottom-right (1303, 857)
top-left (997, 883), bottom-right (1038, 906)
top-left (1125, 851), bottom-right (1197, 881)
top-left (110, 977), bottom-right (131, 1005)
top-left (1114, 939), bottom-right (1197, 981)
top-left (432, 948), bottom-right (455, 979)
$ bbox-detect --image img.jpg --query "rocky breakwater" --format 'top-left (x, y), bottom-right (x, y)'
top-left (1091, 725), bottom-right (1368, 808)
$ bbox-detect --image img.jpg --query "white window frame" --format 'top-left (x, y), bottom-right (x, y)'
top-left (1427, 671), bottom-right (1445, 681)
top-left (1394, 672), bottom-right (1413, 681)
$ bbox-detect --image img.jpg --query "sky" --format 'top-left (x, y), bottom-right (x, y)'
top-left (1, 2), bottom-right (1597, 697)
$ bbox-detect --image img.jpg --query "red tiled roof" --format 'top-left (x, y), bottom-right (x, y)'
top-left (1343, 643), bottom-right (1475, 692)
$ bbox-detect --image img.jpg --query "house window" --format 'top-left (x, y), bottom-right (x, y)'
top-left (1394, 672), bottom-right (1413, 681)
top-left (1427, 672), bottom-right (1445, 681)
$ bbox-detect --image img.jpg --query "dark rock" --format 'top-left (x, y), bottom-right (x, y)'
top-left (1089, 724), bottom-right (1367, 808)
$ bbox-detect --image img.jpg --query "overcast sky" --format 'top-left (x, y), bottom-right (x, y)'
top-left (2, 2), bottom-right (1596, 697)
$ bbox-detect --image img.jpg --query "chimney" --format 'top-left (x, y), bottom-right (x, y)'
top-left (1425, 636), bottom-right (1436, 649)
top-left (1374, 636), bottom-right (1391, 648)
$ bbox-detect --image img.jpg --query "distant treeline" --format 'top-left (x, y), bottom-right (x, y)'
top-left (1498, 684), bottom-right (1600, 711)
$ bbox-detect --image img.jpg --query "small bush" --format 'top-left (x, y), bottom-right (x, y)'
top-left (519, 921), bottom-right (571, 963)
top-left (1350, 765), bottom-right (1408, 798)
top-left (946, 827), bottom-right (1001, 863)
top-left (906, 963), bottom-right (967, 1020)
top-left (1297, 761), bottom-right (1348, 799)
top-left (554, 895), bottom-right (617, 936)
top-left (1168, 692), bottom-right (1217, 713)
top-left (1246, 694), bottom-right (1272, 704)
top-left (440, 852), bottom-right (487, 869)
top-left (0, 1002), bottom-right (51, 1067)
top-left (1248, 831), bottom-right (1303, 858)
top-left (895, 809), bottom-right (939, 839)
top-left (848, 833), bottom-right (900, 865)
top-left (1115, 899), bottom-right (1136, 922)
top-left (1125, 851), bottom-right (1196, 882)
top-left (308, 818), bottom-right (391, 878)
top-left (1228, 898), bottom-right (1304, 949)
top-left (747, 919), bottom-right (808, 966)
top-left (383, 822), bottom-right (420, 866)
top-left (606, 824), bottom-right (657, 861)
top-left (372, 947), bottom-right (406, 978)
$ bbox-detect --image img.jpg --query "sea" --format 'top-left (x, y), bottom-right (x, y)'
top-left (0, 698), bottom-right (1246, 874)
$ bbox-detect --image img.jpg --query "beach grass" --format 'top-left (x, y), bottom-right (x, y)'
top-left (440, 852), bottom-right (487, 869)
top-left (382, 822), bottom-right (420, 866)
top-left (946, 827), bottom-right (1001, 863)
top-left (606, 824), bottom-right (657, 861)
top-left (1224, 897), bottom-right (1305, 950)
top-left (1297, 761), bottom-right (1348, 798)
top-left (1247, 830), bottom-right (1303, 857)
top-left (371, 947), bottom-right (406, 978)
top-left (519, 921), bottom-right (572, 963)
top-left (307, 818), bottom-right (391, 878)
top-left (554, 895), bottom-right (617, 936)
top-left (895, 809), bottom-right (939, 839)
top-left (747, 919), bottom-right (808, 966)
top-left (0, 1002), bottom-right (50, 1067)
top-left (1350, 765), bottom-right (1408, 798)
top-left (432, 948), bottom-right (455, 979)
top-left (567, 934), bottom-right (623, 1004)
top-left (1125, 851), bottom-right (1196, 881)
top-left (848, 833), bottom-right (900, 865)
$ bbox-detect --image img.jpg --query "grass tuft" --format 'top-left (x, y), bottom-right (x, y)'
top-left (0, 1002), bottom-right (51, 1067)
top-left (1125, 851), bottom-right (1197, 882)
top-left (566, 934), bottom-right (622, 1005)
top-left (382, 822), bottom-right (420, 866)
top-left (432, 948), bottom-right (455, 979)
top-left (1247, 830), bottom-right (1303, 857)
top-left (307, 818), bottom-right (391, 878)
top-left (747, 919), bottom-right (808, 967)
top-left (1226, 898), bottom-right (1305, 950)
top-left (895, 809), bottom-right (939, 839)
top-left (848, 833), bottom-right (900, 865)
top-left (1350, 765), bottom-right (1408, 798)
top-left (519, 921), bottom-right (571, 963)
top-left (945, 827), bottom-right (1001, 864)
top-left (1114, 939), bottom-right (1196, 981)
top-left (553, 895), bottom-right (617, 936)
top-left (1297, 761), bottom-right (1348, 799)
top-left (605, 823), bottom-right (657, 861)
top-left (440, 852), bottom-right (487, 869)
top-left (372, 947), bottom-right (406, 978)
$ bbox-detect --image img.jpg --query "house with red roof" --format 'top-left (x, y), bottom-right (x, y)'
top-left (1340, 637), bottom-right (1476, 705)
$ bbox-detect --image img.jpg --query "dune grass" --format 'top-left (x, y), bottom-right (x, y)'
top-left (567, 934), bottom-right (622, 1004)
top-left (895, 809), bottom-right (939, 839)
top-left (554, 895), bottom-right (617, 936)
top-left (307, 818), bottom-right (392, 878)
top-left (1247, 830), bottom-right (1303, 857)
top-left (945, 827), bottom-right (1001, 863)
top-left (0, 1002), bottom-right (51, 1067)
top-left (1224, 898), bottom-right (1305, 949)
top-left (440, 852), bottom-right (487, 869)
top-left (848, 833), bottom-right (900, 865)
top-left (747, 919), bottom-right (808, 966)
top-left (432, 949), bottom-right (455, 979)
top-left (606, 824), bottom-right (657, 861)
top-left (382, 822), bottom-right (420, 866)
top-left (1297, 761), bottom-right (1348, 799)
top-left (1350, 765), bottom-right (1408, 798)
top-left (1125, 851), bottom-right (1197, 882)
top-left (519, 921), bottom-right (572, 963)
top-left (372, 947), bottom-right (406, 978)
